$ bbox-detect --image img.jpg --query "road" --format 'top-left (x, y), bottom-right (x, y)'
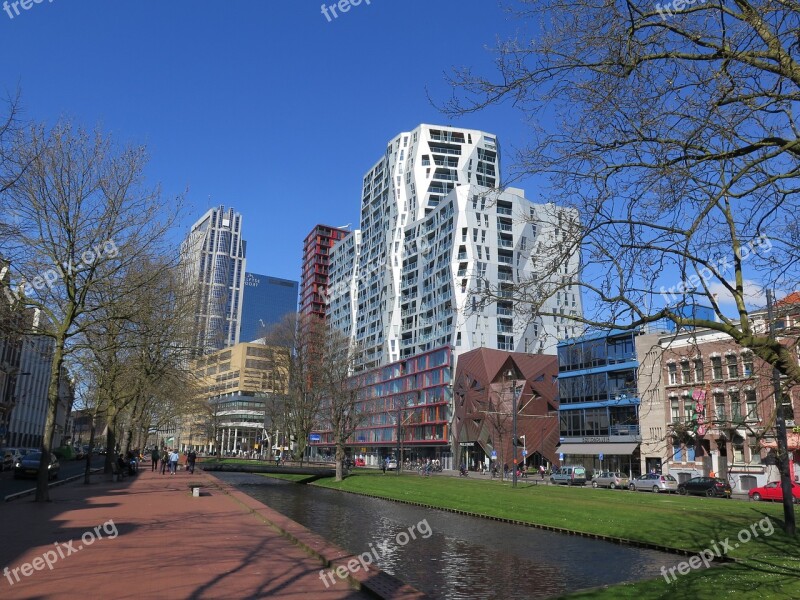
top-left (0, 455), bottom-right (106, 499)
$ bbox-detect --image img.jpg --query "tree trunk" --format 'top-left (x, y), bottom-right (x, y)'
top-left (35, 341), bottom-right (65, 502)
top-left (84, 420), bottom-right (97, 484)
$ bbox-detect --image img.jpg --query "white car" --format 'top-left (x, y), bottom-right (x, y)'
top-left (386, 459), bottom-right (398, 470)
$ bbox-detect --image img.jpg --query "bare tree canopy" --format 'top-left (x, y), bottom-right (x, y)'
top-left (443, 0), bottom-right (800, 381)
top-left (0, 120), bottom-right (183, 501)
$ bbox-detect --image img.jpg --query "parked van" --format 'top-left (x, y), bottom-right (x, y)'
top-left (550, 465), bottom-right (587, 486)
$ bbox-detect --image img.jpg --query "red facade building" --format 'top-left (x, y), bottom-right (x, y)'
top-left (299, 225), bottom-right (349, 320)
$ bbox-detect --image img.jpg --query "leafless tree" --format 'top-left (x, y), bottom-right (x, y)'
top-left (319, 330), bottom-right (365, 481)
top-left (0, 121), bottom-right (182, 501)
top-left (442, 0), bottom-right (798, 531)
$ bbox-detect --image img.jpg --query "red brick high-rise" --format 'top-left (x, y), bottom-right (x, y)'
top-left (300, 225), bottom-right (349, 320)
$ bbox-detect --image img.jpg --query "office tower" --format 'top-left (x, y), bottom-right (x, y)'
top-left (300, 225), bottom-right (349, 320)
top-left (239, 273), bottom-right (299, 342)
top-left (180, 206), bottom-right (246, 354)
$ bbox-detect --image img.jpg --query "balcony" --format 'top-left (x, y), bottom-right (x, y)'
top-left (496, 206), bottom-right (512, 216)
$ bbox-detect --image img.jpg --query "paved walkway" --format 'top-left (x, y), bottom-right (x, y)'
top-left (0, 463), bottom-right (426, 599)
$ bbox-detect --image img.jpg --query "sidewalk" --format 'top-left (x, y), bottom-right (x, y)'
top-left (0, 464), bottom-right (426, 599)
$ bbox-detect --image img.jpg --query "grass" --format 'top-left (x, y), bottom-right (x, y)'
top-left (312, 472), bottom-right (800, 599)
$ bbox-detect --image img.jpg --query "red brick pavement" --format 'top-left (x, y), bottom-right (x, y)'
top-left (0, 465), bottom-right (426, 599)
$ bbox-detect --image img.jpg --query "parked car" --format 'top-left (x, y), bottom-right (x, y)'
top-left (629, 473), bottom-right (678, 493)
top-left (13, 452), bottom-right (60, 480)
top-left (591, 471), bottom-right (630, 489)
top-left (355, 457), bottom-right (366, 467)
top-left (677, 476), bottom-right (732, 498)
top-left (386, 458), bottom-right (398, 470)
top-left (550, 465), bottom-right (587, 486)
top-left (748, 481), bottom-right (800, 504)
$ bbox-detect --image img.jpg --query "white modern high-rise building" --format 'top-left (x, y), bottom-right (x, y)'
top-left (328, 124), bottom-right (583, 372)
top-left (180, 206), bottom-right (246, 355)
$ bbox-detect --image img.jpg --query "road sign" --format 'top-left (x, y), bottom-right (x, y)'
top-left (522, 450), bottom-right (527, 456)
top-left (491, 450), bottom-right (497, 460)
top-left (599, 453), bottom-right (604, 461)
top-left (559, 452), bottom-right (564, 461)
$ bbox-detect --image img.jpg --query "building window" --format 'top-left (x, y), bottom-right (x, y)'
top-left (693, 359), bottom-right (704, 383)
top-left (681, 360), bottom-right (691, 384)
top-left (667, 363), bottom-right (677, 385)
top-left (745, 389), bottom-right (758, 420)
top-left (714, 392), bottom-right (726, 422)
top-left (684, 400), bottom-right (693, 423)
top-left (711, 356), bottom-right (723, 380)
top-left (733, 443), bottom-right (745, 463)
top-left (726, 354), bottom-right (739, 378)
top-left (730, 391), bottom-right (742, 421)
top-left (742, 352), bottom-right (754, 377)
top-left (671, 399), bottom-right (681, 423)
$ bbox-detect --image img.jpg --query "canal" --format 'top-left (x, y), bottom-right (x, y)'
top-left (220, 473), bottom-right (678, 599)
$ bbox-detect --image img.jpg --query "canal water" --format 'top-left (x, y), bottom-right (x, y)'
top-left (220, 473), bottom-right (677, 599)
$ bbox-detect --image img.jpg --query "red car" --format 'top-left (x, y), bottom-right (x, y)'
top-left (748, 481), bottom-right (800, 503)
top-left (354, 458), bottom-right (365, 467)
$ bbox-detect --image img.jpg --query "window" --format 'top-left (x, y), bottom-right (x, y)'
top-left (681, 360), bottom-right (691, 383)
top-left (711, 356), bottom-right (723, 380)
top-left (726, 354), bottom-right (739, 378)
top-left (684, 400), bottom-right (693, 423)
top-left (671, 398), bottom-right (681, 422)
top-left (742, 352), bottom-right (754, 377)
top-left (745, 389), bottom-right (758, 420)
top-left (730, 391), bottom-right (742, 421)
top-left (667, 363), bottom-right (677, 385)
top-left (693, 359), bottom-right (704, 383)
top-left (714, 392), bottom-right (726, 422)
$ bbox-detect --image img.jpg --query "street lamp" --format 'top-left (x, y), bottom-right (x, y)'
top-left (520, 434), bottom-right (526, 465)
top-left (507, 369), bottom-right (520, 488)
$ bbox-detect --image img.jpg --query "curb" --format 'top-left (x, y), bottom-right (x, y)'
top-left (4, 468), bottom-right (104, 502)
top-left (312, 483), bottom-right (740, 564)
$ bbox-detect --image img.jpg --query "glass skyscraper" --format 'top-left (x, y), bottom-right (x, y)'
top-left (239, 272), bottom-right (298, 342)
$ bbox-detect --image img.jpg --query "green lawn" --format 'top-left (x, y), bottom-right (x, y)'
top-left (313, 473), bottom-right (800, 599)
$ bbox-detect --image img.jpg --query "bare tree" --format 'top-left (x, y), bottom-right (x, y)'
top-left (319, 330), bottom-right (365, 481)
top-left (0, 122), bottom-right (182, 501)
top-left (263, 313), bottom-right (327, 464)
top-left (443, 0), bottom-right (798, 532)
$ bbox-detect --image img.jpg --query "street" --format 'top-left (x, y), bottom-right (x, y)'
top-left (0, 455), bottom-right (106, 499)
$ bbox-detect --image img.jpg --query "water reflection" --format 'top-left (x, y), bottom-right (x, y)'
top-left (221, 473), bottom-right (676, 599)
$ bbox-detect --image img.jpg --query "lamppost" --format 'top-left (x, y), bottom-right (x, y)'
top-left (520, 434), bottom-right (526, 466)
top-left (507, 369), bottom-right (520, 488)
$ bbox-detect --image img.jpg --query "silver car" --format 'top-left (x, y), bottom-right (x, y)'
top-left (628, 473), bottom-right (678, 493)
top-left (591, 471), bottom-right (630, 489)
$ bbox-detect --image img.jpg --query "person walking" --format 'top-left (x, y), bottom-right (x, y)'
top-left (169, 449), bottom-right (179, 475)
top-left (151, 447), bottom-right (160, 472)
top-left (161, 449), bottom-right (169, 475)
top-left (187, 449), bottom-right (197, 474)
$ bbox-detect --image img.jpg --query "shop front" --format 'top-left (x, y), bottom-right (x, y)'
top-left (557, 441), bottom-right (642, 478)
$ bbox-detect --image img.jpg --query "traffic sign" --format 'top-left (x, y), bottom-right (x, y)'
top-left (599, 453), bottom-right (604, 461)
top-left (522, 450), bottom-right (527, 456)
top-left (491, 450), bottom-right (497, 460)
top-left (559, 452), bottom-right (564, 461)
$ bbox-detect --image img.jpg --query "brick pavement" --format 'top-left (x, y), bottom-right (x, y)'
top-left (0, 464), bottom-right (426, 599)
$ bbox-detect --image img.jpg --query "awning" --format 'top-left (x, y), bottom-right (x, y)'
top-left (558, 442), bottom-right (639, 456)
top-left (759, 433), bottom-right (800, 451)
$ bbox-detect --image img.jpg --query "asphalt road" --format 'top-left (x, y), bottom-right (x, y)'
top-left (0, 455), bottom-right (106, 499)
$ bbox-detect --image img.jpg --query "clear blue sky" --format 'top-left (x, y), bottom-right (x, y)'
top-left (0, 0), bottom-right (539, 283)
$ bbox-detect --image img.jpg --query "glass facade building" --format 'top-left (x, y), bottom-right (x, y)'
top-left (310, 346), bottom-right (452, 467)
top-left (239, 273), bottom-right (298, 342)
top-left (556, 330), bottom-right (643, 475)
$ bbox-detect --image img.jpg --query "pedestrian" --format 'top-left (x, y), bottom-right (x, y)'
top-left (187, 449), bottom-right (197, 474)
top-left (169, 448), bottom-right (179, 475)
top-left (151, 447), bottom-right (160, 472)
top-left (539, 464), bottom-right (546, 480)
top-left (161, 449), bottom-right (168, 474)
top-left (382, 457), bottom-right (387, 474)
top-left (275, 452), bottom-right (281, 467)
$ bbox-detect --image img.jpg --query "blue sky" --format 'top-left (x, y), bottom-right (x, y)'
top-left (0, 0), bottom-right (538, 283)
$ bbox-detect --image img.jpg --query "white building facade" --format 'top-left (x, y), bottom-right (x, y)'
top-left (329, 124), bottom-right (583, 371)
top-left (180, 206), bottom-right (247, 354)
